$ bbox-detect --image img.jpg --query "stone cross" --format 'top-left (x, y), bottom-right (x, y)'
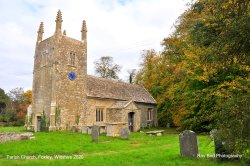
top-left (120, 128), bottom-right (129, 139)
top-left (91, 125), bottom-right (99, 142)
top-left (179, 130), bottom-right (198, 158)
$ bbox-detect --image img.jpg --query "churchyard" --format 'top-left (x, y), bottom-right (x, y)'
top-left (0, 127), bottom-right (245, 166)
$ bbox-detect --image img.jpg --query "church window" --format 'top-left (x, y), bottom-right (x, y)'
top-left (69, 52), bottom-right (76, 66)
top-left (96, 108), bottom-right (103, 122)
top-left (147, 108), bottom-right (153, 121)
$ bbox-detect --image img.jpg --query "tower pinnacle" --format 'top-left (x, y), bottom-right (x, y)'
top-left (55, 10), bottom-right (63, 34)
top-left (37, 22), bottom-right (44, 44)
top-left (81, 20), bottom-right (87, 41)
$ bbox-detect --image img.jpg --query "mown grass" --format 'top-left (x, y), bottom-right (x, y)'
top-left (0, 126), bottom-right (26, 132)
top-left (0, 127), bottom-right (245, 166)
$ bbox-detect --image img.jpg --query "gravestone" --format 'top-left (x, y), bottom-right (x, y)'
top-left (87, 127), bottom-right (92, 134)
top-left (71, 126), bottom-right (78, 132)
top-left (120, 128), bottom-right (129, 139)
top-left (91, 125), bottom-right (99, 142)
top-left (179, 130), bottom-right (198, 158)
top-left (81, 127), bottom-right (88, 134)
top-left (211, 129), bottom-right (227, 160)
top-left (106, 124), bottom-right (113, 136)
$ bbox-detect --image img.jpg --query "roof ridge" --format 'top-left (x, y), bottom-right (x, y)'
top-left (87, 75), bottom-right (141, 88)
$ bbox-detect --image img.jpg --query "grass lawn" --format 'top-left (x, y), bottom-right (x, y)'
top-left (0, 127), bottom-right (245, 166)
top-left (0, 126), bottom-right (26, 132)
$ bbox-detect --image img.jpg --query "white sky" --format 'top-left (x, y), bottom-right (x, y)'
top-left (0, 0), bottom-right (189, 92)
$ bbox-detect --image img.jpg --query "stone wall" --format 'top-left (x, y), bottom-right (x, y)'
top-left (0, 122), bottom-right (16, 126)
top-left (136, 103), bottom-right (157, 128)
top-left (88, 99), bottom-right (157, 131)
top-left (55, 36), bottom-right (87, 129)
top-left (106, 123), bottom-right (127, 136)
top-left (32, 33), bottom-right (87, 131)
top-left (86, 98), bottom-right (114, 125)
top-left (0, 132), bottom-right (34, 143)
top-left (32, 37), bottom-right (55, 131)
top-left (106, 108), bottom-right (123, 122)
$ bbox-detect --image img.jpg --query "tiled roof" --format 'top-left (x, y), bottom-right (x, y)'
top-left (86, 75), bottom-right (156, 104)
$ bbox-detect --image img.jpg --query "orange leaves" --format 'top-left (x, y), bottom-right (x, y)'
top-left (22, 90), bottom-right (32, 104)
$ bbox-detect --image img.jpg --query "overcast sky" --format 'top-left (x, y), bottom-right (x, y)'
top-left (0, 0), bottom-right (189, 92)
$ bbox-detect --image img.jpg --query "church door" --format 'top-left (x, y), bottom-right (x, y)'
top-left (37, 116), bottom-right (41, 132)
top-left (128, 112), bottom-right (134, 132)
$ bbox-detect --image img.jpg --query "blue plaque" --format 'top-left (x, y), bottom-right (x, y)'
top-left (68, 72), bottom-right (76, 80)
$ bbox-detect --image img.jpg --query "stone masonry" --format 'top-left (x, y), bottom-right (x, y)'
top-left (31, 10), bottom-right (87, 131)
top-left (28, 10), bottom-right (157, 134)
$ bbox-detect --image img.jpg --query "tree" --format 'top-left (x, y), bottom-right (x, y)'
top-left (136, 49), bottom-right (162, 96)
top-left (136, 0), bottom-right (250, 160)
top-left (16, 90), bottom-right (32, 120)
top-left (7, 87), bottom-right (24, 103)
top-left (22, 90), bottom-right (32, 105)
top-left (1, 88), bottom-right (32, 125)
top-left (94, 56), bottom-right (121, 79)
top-left (0, 88), bottom-right (9, 114)
top-left (170, 1), bottom-right (250, 158)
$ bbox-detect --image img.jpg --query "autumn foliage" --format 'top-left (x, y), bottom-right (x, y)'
top-left (136, 0), bottom-right (249, 159)
top-left (0, 88), bottom-right (32, 126)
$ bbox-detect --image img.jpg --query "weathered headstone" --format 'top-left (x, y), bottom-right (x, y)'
top-left (91, 125), bottom-right (99, 142)
top-left (81, 127), bottom-right (88, 134)
top-left (106, 124), bottom-right (113, 136)
top-left (120, 128), bottom-right (129, 139)
top-left (71, 126), bottom-right (78, 133)
top-left (214, 139), bottom-right (227, 156)
top-left (87, 127), bottom-right (92, 134)
top-left (211, 129), bottom-right (227, 160)
top-left (179, 130), bottom-right (198, 158)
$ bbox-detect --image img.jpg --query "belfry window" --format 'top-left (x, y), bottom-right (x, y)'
top-left (96, 108), bottom-right (104, 122)
top-left (69, 52), bottom-right (76, 66)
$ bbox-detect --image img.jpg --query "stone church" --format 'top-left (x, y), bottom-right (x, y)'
top-left (26, 10), bottom-right (157, 134)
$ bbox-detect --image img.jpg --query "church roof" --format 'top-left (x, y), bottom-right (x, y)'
top-left (86, 75), bottom-right (156, 104)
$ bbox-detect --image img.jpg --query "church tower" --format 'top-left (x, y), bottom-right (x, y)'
top-left (32, 10), bottom-right (87, 131)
